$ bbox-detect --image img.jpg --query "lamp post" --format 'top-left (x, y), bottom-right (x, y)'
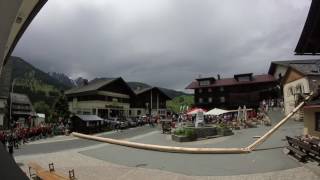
top-left (9, 78), bottom-right (17, 129)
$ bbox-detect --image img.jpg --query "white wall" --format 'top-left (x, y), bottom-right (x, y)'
top-left (283, 77), bottom-right (310, 115)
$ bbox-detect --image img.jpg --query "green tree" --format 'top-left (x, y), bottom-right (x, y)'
top-left (34, 101), bottom-right (50, 114)
top-left (52, 94), bottom-right (70, 123)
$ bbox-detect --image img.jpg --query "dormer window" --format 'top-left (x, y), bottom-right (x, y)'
top-left (234, 73), bottom-right (253, 82)
top-left (199, 80), bottom-right (210, 86)
top-left (197, 77), bottom-right (215, 86)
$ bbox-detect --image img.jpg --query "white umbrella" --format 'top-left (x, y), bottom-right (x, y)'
top-left (205, 108), bottom-right (229, 116)
top-left (237, 106), bottom-right (242, 123)
top-left (243, 105), bottom-right (247, 122)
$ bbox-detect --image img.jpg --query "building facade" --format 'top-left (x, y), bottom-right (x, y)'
top-left (66, 78), bottom-right (135, 119)
top-left (10, 93), bottom-right (35, 127)
top-left (186, 73), bottom-right (277, 110)
top-left (65, 78), bottom-right (171, 119)
top-left (131, 87), bottom-right (171, 117)
top-left (281, 63), bottom-right (320, 119)
top-left (303, 103), bottom-right (320, 138)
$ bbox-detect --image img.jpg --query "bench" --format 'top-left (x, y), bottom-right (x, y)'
top-left (28, 162), bottom-right (46, 178)
top-left (287, 146), bottom-right (308, 162)
top-left (286, 136), bottom-right (320, 164)
top-left (28, 162), bottom-right (72, 180)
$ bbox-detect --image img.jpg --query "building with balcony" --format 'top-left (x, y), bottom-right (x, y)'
top-left (10, 93), bottom-right (36, 127)
top-left (65, 77), bottom-right (135, 119)
top-left (186, 73), bottom-right (277, 110)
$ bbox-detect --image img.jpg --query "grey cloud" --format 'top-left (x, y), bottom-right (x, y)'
top-left (13, 0), bottom-right (314, 90)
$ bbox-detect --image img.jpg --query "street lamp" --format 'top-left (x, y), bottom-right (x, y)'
top-left (9, 78), bottom-right (17, 129)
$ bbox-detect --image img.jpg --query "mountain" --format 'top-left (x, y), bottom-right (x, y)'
top-left (9, 56), bottom-right (69, 106)
top-left (8, 56), bottom-right (188, 106)
top-left (127, 82), bottom-right (188, 99)
top-left (49, 72), bottom-right (75, 88)
top-left (158, 87), bottom-right (189, 99)
top-left (127, 82), bottom-right (151, 91)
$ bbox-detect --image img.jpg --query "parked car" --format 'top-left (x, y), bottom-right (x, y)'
top-left (118, 117), bottom-right (129, 129)
top-left (105, 117), bottom-right (120, 129)
top-left (135, 117), bottom-right (144, 126)
top-left (127, 117), bottom-right (137, 127)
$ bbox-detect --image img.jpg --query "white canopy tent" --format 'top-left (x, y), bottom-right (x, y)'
top-left (204, 108), bottom-right (229, 116)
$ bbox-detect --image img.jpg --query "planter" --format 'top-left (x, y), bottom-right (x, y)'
top-left (184, 127), bottom-right (217, 138)
top-left (171, 134), bottom-right (197, 142)
top-left (217, 127), bottom-right (234, 136)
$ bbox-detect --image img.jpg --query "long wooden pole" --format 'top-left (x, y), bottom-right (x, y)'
top-left (246, 92), bottom-right (313, 151)
top-left (73, 93), bottom-right (313, 154)
top-left (72, 132), bottom-right (249, 154)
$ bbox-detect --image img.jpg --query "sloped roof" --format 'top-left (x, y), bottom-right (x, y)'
top-left (65, 78), bottom-right (117, 95)
top-left (295, 0), bottom-right (320, 55)
top-left (134, 87), bottom-right (172, 100)
top-left (186, 74), bottom-right (275, 89)
top-left (11, 93), bottom-right (32, 105)
top-left (268, 59), bottom-right (320, 75)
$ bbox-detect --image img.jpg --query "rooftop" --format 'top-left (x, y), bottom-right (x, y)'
top-left (65, 78), bottom-right (117, 95)
top-left (186, 74), bottom-right (275, 89)
top-left (269, 59), bottom-right (320, 75)
top-left (295, 0), bottom-right (320, 55)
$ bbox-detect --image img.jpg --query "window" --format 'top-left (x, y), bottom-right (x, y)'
top-left (220, 96), bottom-right (225, 103)
top-left (288, 87), bottom-right (294, 96)
top-left (208, 97), bottom-right (213, 103)
top-left (199, 98), bottom-right (203, 103)
top-left (199, 80), bottom-right (210, 86)
top-left (296, 84), bottom-right (303, 94)
top-left (137, 110), bottom-right (141, 115)
top-left (237, 76), bottom-right (251, 81)
top-left (315, 112), bottom-right (320, 132)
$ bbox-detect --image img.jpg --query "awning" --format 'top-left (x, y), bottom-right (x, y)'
top-left (74, 114), bottom-right (104, 122)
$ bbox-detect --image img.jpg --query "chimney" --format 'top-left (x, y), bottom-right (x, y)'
top-left (217, 74), bottom-right (221, 80)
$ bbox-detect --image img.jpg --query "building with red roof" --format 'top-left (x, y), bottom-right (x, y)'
top-left (185, 73), bottom-right (278, 110)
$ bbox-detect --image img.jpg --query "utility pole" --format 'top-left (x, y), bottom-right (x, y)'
top-left (9, 78), bottom-right (17, 129)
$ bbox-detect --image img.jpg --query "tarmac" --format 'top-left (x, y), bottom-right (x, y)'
top-left (14, 109), bottom-right (320, 179)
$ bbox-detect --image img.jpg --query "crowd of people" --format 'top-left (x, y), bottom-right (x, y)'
top-left (260, 98), bottom-right (284, 112)
top-left (0, 122), bottom-right (68, 155)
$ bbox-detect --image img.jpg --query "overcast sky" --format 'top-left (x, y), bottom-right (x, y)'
top-left (13, 0), bottom-right (314, 91)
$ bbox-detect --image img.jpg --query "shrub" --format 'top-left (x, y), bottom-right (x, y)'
top-left (184, 128), bottom-right (196, 138)
top-left (174, 128), bottom-right (185, 136)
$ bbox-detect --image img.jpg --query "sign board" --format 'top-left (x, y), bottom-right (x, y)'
top-left (195, 111), bottom-right (204, 127)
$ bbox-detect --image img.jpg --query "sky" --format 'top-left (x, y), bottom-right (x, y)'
top-left (13, 0), bottom-right (314, 91)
